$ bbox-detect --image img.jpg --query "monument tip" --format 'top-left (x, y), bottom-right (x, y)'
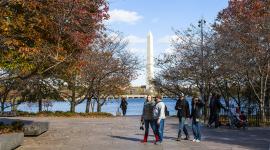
top-left (148, 31), bottom-right (152, 36)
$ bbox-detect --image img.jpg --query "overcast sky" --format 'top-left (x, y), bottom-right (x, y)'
top-left (106, 0), bottom-right (229, 86)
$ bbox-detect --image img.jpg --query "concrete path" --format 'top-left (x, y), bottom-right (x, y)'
top-left (8, 117), bottom-right (270, 150)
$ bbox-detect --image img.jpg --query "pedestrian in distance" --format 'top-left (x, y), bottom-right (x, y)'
top-left (208, 93), bottom-right (216, 127)
top-left (120, 97), bottom-right (128, 116)
top-left (153, 95), bottom-right (166, 145)
top-left (208, 93), bottom-right (226, 128)
top-left (175, 94), bottom-right (190, 141)
top-left (190, 96), bottom-right (204, 143)
top-left (140, 95), bottom-right (159, 143)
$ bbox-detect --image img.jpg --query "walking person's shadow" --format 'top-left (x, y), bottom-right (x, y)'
top-left (110, 135), bottom-right (141, 142)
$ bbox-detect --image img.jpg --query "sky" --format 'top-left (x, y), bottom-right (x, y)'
top-left (106, 0), bottom-right (229, 86)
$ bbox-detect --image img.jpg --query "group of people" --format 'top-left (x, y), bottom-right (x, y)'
top-left (140, 95), bottom-right (165, 145)
top-left (120, 93), bottom-right (247, 145)
top-left (140, 94), bottom-right (204, 144)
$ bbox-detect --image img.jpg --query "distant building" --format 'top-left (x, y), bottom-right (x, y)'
top-left (127, 85), bottom-right (147, 95)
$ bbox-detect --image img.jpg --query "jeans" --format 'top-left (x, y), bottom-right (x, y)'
top-left (144, 120), bottom-right (156, 136)
top-left (156, 119), bottom-right (165, 142)
top-left (178, 117), bottom-right (189, 136)
top-left (192, 120), bottom-right (201, 140)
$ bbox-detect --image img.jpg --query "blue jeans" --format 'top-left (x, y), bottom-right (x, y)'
top-left (178, 117), bottom-right (189, 136)
top-left (192, 120), bottom-right (201, 140)
top-left (144, 120), bottom-right (156, 136)
top-left (156, 119), bottom-right (165, 142)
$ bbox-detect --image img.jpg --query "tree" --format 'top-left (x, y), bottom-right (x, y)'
top-left (0, 77), bottom-right (15, 112)
top-left (0, 0), bottom-right (109, 81)
top-left (81, 32), bottom-right (140, 112)
top-left (214, 0), bottom-right (270, 121)
top-left (0, 0), bottom-right (109, 112)
top-left (153, 53), bottom-right (193, 97)
top-left (19, 76), bottom-right (60, 112)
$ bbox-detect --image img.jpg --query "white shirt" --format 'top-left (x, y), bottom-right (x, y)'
top-left (153, 101), bottom-right (166, 119)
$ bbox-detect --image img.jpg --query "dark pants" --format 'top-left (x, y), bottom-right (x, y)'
top-left (208, 111), bottom-right (219, 127)
top-left (208, 110), bottom-right (214, 124)
top-left (144, 120), bottom-right (156, 136)
top-left (122, 108), bottom-right (127, 116)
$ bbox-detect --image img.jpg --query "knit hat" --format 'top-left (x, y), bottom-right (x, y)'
top-left (192, 92), bottom-right (200, 98)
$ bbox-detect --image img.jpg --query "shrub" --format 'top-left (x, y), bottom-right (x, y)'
top-left (15, 111), bottom-right (113, 118)
top-left (0, 121), bottom-right (24, 134)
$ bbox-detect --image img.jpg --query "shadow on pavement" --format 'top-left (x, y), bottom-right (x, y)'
top-left (203, 128), bottom-right (270, 150)
top-left (135, 133), bottom-right (176, 141)
top-left (166, 121), bottom-right (270, 150)
top-left (110, 135), bottom-right (141, 142)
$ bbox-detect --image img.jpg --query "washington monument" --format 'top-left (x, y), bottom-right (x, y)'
top-left (146, 32), bottom-right (154, 93)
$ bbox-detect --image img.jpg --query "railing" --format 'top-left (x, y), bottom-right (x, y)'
top-left (215, 107), bottom-right (270, 127)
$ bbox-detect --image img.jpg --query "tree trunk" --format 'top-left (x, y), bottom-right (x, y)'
top-left (1, 95), bottom-right (7, 112)
top-left (260, 98), bottom-right (266, 123)
top-left (70, 100), bottom-right (76, 113)
top-left (38, 99), bottom-right (42, 112)
top-left (70, 84), bottom-right (76, 113)
top-left (202, 84), bottom-right (212, 124)
top-left (203, 94), bottom-right (208, 123)
top-left (85, 99), bottom-right (91, 113)
top-left (91, 100), bottom-right (95, 112)
top-left (97, 98), bottom-right (102, 112)
top-left (1, 98), bottom-right (4, 112)
top-left (12, 98), bottom-right (16, 111)
top-left (97, 103), bottom-right (102, 112)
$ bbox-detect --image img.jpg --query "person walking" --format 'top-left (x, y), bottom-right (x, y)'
top-left (175, 95), bottom-right (190, 141)
top-left (141, 95), bottom-right (159, 143)
top-left (207, 93), bottom-right (226, 128)
top-left (120, 97), bottom-right (128, 116)
top-left (190, 96), bottom-right (204, 143)
top-left (153, 95), bottom-right (166, 145)
top-left (208, 93), bottom-right (216, 127)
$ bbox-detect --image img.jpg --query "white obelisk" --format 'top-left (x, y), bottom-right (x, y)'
top-left (146, 32), bottom-right (154, 94)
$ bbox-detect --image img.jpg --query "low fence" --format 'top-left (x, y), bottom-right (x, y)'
top-left (216, 107), bottom-right (270, 127)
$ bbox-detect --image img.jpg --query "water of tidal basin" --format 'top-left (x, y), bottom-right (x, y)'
top-left (15, 98), bottom-right (181, 116)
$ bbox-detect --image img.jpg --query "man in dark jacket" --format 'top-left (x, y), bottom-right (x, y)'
top-left (190, 97), bottom-right (204, 142)
top-left (208, 93), bottom-right (226, 128)
top-left (175, 95), bottom-right (190, 141)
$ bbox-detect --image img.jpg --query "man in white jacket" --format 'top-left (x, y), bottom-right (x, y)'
top-left (153, 95), bottom-right (166, 144)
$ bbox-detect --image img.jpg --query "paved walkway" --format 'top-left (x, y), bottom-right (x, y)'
top-left (12, 117), bottom-right (270, 150)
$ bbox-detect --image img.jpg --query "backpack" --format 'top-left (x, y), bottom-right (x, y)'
top-left (155, 101), bottom-right (170, 117)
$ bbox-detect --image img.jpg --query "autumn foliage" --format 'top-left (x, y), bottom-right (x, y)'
top-left (0, 0), bottom-right (109, 78)
top-left (155, 0), bottom-right (270, 122)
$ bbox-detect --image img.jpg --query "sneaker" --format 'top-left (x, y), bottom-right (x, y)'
top-left (192, 139), bottom-right (196, 142)
top-left (195, 139), bottom-right (201, 143)
top-left (155, 141), bottom-right (162, 145)
top-left (176, 137), bottom-right (181, 141)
